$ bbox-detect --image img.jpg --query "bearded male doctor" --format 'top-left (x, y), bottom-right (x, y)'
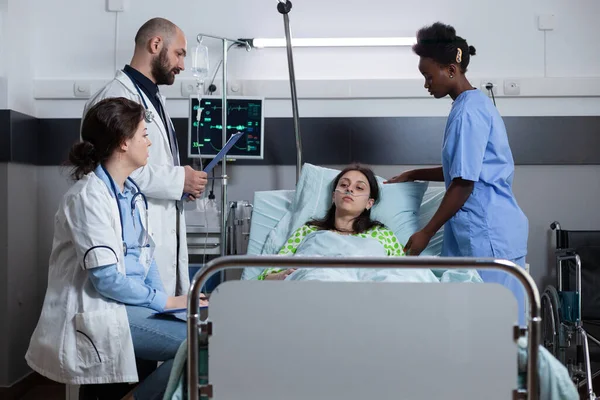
top-left (83, 17), bottom-right (207, 295)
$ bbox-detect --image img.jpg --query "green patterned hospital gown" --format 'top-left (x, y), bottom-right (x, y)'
top-left (257, 224), bottom-right (405, 280)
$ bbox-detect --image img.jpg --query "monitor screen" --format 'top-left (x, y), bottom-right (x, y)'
top-left (188, 95), bottom-right (265, 160)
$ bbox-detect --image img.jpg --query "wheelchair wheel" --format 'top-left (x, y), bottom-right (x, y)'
top-left (541, 285), bottom-right (562, 358)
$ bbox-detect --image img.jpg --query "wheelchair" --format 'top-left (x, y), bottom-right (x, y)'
top-left (541, 221), bottom-right (600, 400)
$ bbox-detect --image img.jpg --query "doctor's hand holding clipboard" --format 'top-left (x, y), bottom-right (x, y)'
top-left (183, 166), bottom-right (209, 201)
top-left (182, 132), bottom-right (245, 201)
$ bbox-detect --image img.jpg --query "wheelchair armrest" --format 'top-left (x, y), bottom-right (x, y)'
top-left (555, 249), bottom-right (580, 258)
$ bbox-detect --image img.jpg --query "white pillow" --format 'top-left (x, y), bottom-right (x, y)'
top-left (265, 163), bottom-right (428, 255)
top-left (419, 186), bottom-right (445, 256)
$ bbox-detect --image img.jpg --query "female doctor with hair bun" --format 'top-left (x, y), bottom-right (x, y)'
top-left (25, 97), bottom-right (207, 400)
top-left (385, 22), bottom-right (529, 326)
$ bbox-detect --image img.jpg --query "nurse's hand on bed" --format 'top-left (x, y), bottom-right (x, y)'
top-left (264, 268), bottom-right (297, 280)
top-left (405, 230), bottom-right (432, 256)
top-left (165, 294), bottom-right (209, 309)
top-left (383, 170), bottom-right (414, 184)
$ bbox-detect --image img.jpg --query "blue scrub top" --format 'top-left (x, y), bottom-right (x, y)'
top-left (441, 89), bottom-right (528, 260)
top-left (441, 89), bottom-right (529, 326)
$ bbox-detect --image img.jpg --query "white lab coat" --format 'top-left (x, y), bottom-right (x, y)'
top-left (82, 70), bottom-right (189, 296)
top-left (25, 172), bottom-right (154, 384)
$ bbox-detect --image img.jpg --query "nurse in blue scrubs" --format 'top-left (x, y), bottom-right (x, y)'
top-left (385, 22), bottom-right (529, 326)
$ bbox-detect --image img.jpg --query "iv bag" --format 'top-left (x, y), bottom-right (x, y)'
top-left (191, 41), bottom-right (209, 81)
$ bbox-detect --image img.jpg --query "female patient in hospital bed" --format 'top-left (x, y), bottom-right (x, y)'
top-left (257, 164), bottom-right (481, 284)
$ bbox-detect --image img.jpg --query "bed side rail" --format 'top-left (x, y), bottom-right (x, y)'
top-left (186, 256), bottom-right (541, 400)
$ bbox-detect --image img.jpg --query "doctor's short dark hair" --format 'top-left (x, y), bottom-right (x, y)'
top-left (68, 97), bottom-right (145, 180)
top-left (412, 22), bottom-right (476, 73)
top-left (135, 17), bottom-right (178, 48)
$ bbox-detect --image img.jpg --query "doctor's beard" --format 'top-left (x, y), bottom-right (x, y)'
top-left (151, 47), bottom-right (178, 86)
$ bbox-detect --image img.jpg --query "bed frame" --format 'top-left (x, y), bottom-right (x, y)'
top-left (186, 256), bottom-right (541, 400)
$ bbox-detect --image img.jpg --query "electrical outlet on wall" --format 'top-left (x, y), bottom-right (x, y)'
top-left (538, 15), bottom-right (555, 31)
top-left (73, 81), bottom-right (91, 98)
top-left (181, 81), bottom-right (198, 97)
top-left (480, 80), bottom-right (499, 96)
top-left (504, 80), bottom-right (521, 96)
top-left (207, 83), bottom-right (220, 95)
top-left (107, 0), bottom-right (127, 12)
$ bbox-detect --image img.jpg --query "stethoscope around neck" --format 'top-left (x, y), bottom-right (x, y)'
top-left (101, 165), bottom-right (150, 256)
top-left (122, 69), bottom-right (155, 124)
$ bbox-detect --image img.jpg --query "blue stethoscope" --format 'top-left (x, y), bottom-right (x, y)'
top-left (122, 70), bottom-right (155, 124)
top-left (101, 165), bottom-right (150, 256)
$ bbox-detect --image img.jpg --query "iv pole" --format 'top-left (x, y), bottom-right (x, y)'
top-left (195, 33), bottom-right (251, 258)
top-left (277, 0), bottom-right (303, 183)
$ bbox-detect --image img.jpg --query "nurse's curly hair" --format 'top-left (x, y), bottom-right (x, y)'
top-left (68, 97), bottom-right (145, 180)
top-left (412, 22), bottom-right (476, 73)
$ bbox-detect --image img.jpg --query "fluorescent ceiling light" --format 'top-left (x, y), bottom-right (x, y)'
top-left (251, 37), bottom-right (417, 48)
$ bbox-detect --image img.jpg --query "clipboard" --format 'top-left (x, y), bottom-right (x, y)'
top-left (203, 132), bottom-right (245, 174)
top-left (182, 132), bottom-right (245, 200)
top-left (154, 306), bottom-right (208, 322)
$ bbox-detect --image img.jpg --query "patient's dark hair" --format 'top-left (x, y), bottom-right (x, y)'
top-left (412, 22), bottom-right (476, 73)
top-left (308, 164), bottom-right (383, 234)
top-left (68, 97), bottom-right (145, 180)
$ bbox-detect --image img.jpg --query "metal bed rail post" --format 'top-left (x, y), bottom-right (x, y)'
top-left (187, 256), bottom-right (541, 400)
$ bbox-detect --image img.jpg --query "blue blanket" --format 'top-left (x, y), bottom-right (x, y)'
top-left (517, 337), bottom-right (579, 399)
top-left (284, 230), bottom-right (482, 284)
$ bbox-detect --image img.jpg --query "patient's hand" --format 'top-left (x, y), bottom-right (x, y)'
top-left (265, 268), bottom-right (297, 280)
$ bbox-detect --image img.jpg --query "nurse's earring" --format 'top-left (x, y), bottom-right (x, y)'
top-left (448, 64), bottom-right (456, 80)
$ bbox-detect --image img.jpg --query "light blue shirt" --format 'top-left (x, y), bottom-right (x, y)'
top-left (441, 89), bottom-right (528, 260)
top-left (441, 89), bottom-right (529, 326)
top-left (87, 165), bottom-right (168, 312)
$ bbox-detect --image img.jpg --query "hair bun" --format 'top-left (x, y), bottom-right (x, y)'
top-left (68, 140), bottom-right (98, 180)
top-left (77, 141), bottom-right (96, 158)
top-left (468, 45), bottom-right (476, 56)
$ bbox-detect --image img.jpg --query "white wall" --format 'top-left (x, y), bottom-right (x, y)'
top-left (20, 0), bottom-right (600, 118)
top-left (3, 0), bottom-right (34, 114)
top-left (0, 0), bottom-right (8, 109)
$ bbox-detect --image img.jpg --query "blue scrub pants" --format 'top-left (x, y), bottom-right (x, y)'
top-left (478, 256), bottom-right (527, 327)
top-left (126, 305), bottom-right (186, 400)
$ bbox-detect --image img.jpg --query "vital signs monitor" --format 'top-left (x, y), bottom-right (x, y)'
top-left (188, 95), bottom-right (265, 160)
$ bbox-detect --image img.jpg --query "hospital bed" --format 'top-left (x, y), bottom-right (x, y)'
top-left (166, 163), bottom-right (576, 400)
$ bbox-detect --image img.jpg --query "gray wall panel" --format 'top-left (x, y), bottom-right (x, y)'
top-left (350, 117), bottom-right (446, 165)
top-left (504, 116), bottom-right (600, 165)
top-left (9, 111), bottom-right (39, 164)
top-left (0, 164), bottom-right (8, 386)
top-left (1, 112), bottom-right (600, 166)
top-left (0, 111), bottom-right (10, 162)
